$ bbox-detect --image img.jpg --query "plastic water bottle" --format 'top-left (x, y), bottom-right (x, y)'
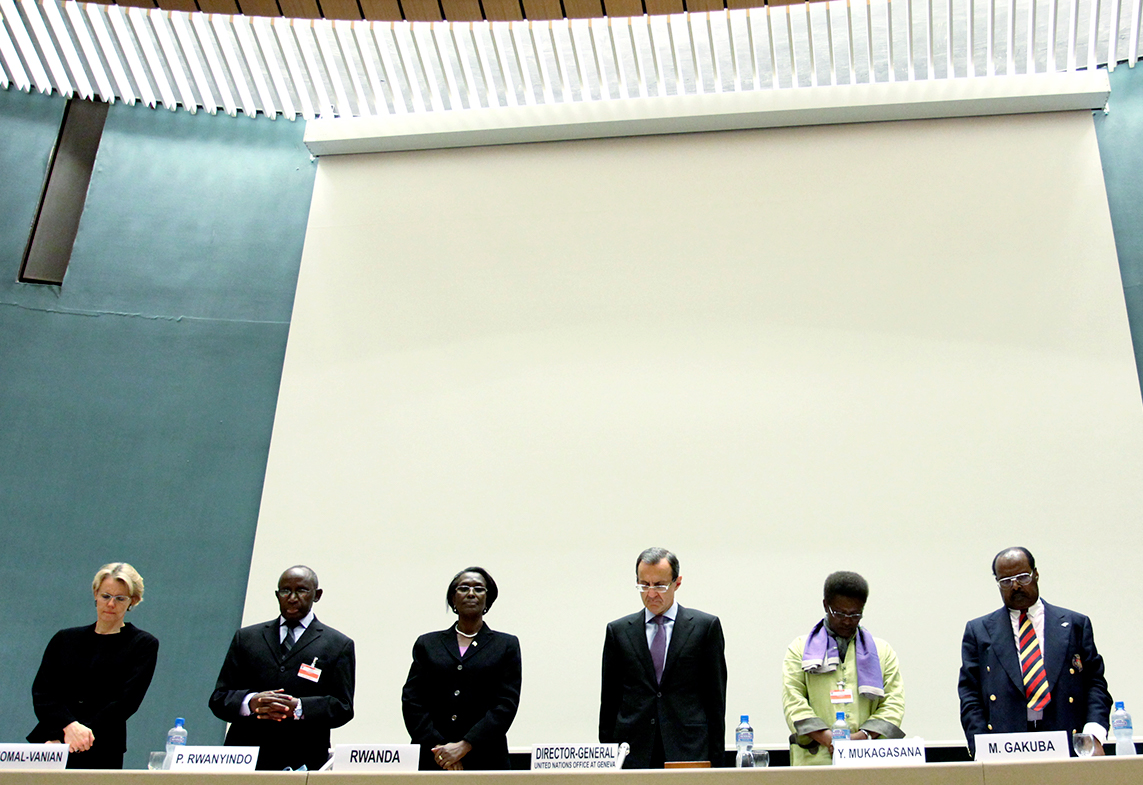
top-left (163, 718), bottom-right (187, 769)
top-left (832, 711), bottom-right (850, 743)
top-left (735, 715), bottom-right (755, 768)
top-left (1113, 701), bottom-right (1137, 756)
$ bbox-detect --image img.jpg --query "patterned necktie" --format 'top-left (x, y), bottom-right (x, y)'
top-left (650, 615), bottom-right (667, 684)
top-left (281, 621), bottom-right (300, 656)
top-left (1018, 611), bottom-right (1051, 711)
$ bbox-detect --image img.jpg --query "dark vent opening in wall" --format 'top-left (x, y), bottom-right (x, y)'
top-left (19, 97), bottom-right (110, 286)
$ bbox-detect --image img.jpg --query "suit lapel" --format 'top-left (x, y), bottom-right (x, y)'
top-left (263, 620), bottom-right (283, 663)
top-left (986, 608), bottom-right (1025, 694)
top-left (623, 612), bottom-right (656, 684)
top-left (1040, 602), bottom-right (1069, 693)
top-left (289, 618), bottom-right (324, 662)
top-left (662, 605), bottom-right (694, 682)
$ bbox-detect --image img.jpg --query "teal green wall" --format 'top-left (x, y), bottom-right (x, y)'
top-left (0, 92), bottom-right (317, 767)
top-left (1094, 64), bottom-right (1143, 399)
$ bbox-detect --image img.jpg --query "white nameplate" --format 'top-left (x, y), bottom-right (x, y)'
top-left (167, 746), bottom-right (260, 770)
top-left (833, 738), bottom-right (926, 767)
top-left (974, 731), bottom-right (1070, 761)
top-left (332, 745), bottom-right (420, 771)
top-left (531, 744), bottom-right (622, 770)
top-left (0, 744), bottom-right (68, 769)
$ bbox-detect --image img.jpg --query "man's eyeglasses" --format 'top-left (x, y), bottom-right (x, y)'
top-left (995, 572), bottom-right (1035, 589)
top-left (636, 583), bottom-right (673, 593)
top-left (826, 605), bottom-right (863, 620)
top-left (455, 585), bottom-right (488, 595)
top-left (98, 592), bottom-right (131, 605)
top-left (276, 588), bottom-right (313, 599)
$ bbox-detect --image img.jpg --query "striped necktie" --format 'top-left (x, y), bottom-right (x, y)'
top-left (1018, 611), bottom-right (1051, 711)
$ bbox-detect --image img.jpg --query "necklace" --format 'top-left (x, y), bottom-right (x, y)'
top-left (455, 624), bottom-right (481, 639)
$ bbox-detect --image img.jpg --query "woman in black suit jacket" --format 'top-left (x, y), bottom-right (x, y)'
top-left (402, 567), bottom-right (521, 771)
top-left (28, 562), bottom-right (159, 769)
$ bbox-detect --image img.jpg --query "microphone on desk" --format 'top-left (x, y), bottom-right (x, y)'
top-left (616, 742), bottom-right (630, 769)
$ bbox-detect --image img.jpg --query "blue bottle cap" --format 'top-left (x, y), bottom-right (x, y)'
top-left (1115, 701), bottom-right (1125, 710)
top-left (175, 718), bottom-right (185, 726)
top-left (741, 715), bottom-right (749, 723)
top-left (836, 711), bottom-right (845, 720)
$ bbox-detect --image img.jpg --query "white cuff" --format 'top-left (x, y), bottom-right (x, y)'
top-left (239, 693), bottom-right (254, 717)
top-left (1082, 722), bottom-right (1108, 743)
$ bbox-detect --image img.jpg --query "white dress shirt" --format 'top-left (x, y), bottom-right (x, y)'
top-left (644, 601), bottom-right (679, 652)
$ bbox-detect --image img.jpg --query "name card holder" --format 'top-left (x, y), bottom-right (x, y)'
top-left (833, 738), bottom-right (927, 767)
top-left (332, 744), bottom-right (420, 771)
top-left (531, 744), bottom-right (622, 771)
top-left (973, 731), bottom-right (1070, 761)
top-left (167, 746), bottom-right (260, 771)
top-left (0, 744), bottom-right (68, 770)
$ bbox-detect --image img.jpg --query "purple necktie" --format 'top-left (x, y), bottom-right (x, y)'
top-left (650, 615), bottom-right (667, 684)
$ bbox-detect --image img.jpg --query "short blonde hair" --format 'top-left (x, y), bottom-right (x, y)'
top-left (92, 563), bottom-right (145, 609)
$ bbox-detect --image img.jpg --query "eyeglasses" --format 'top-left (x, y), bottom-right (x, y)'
top-left (827, 605), bottom-right (863, 620)
top-left (996, 572), bottom-right (1035, 589)
top-left (98, 593), bottom-right (131, 605)
top-left (276, 588), bottom-right (314, 599)
top-left (636, 583), bottom-right (673, 593)
top-left (455, 585), bottom-right (487, 595)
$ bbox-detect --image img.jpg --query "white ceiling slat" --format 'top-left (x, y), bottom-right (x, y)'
top-left (313, 19), bottom-right (353, 117)
top-left (252, 17), bottom-right (294, 120)
top-left (332, 20), bottom-right (371, 115)
top-left (150, 11), bottom-right (197, 112)
top-left (85, 3), bottom-right (134, 103)
top-left (20, 0), bottom-right (72, 95)
top-left (472, 22), bottom-right (508, 107)
top-left (0, 16), bottom-right (31, 90)
top-left (371, 22), bottom-right (409, 113)
top-left (398, 22), bottom-right (438, 111)
top-left (626, 17), bottom-right (648, 97)
top-left (390, 23), bottom-right (429, 112)
top-left (1068, 0), bottom-right (1079, 69)
top-left (548, 22), bottom-right (571, 100)
top-left (1087, 0), bottom-right (1100, 70)
top-left (128, 7), bottom-right (176, 110)
top-left (1129, 0), bottom-right (1141, 62)
top-left (1106, 0), bottom-right (1120, 67)
top-left (645, 14), bottom-right (667, 96)
top-left (107, 5), bottom-right (154, 106)
top-left (211, 14), bottom-right (257, 117)
top-left (42, 0), bottom-right (92, 98)
top-left (1027, 0), bottom-right (1037, 72)
top-left (1, 0), bottom-right (53, 93)
top-left (427, 22), bottom-right (463, 108)
top-left (765, 6), bottom-right (779, 88)
top-left (192, 13), bottom-right (236, 116)
top-left (171, 11), bottom-right (216, 114)
top-left (65, 2), bottom-right (113, 100)
top-left (350, 20), bottom-right (388, 115)
top-left (233, 15), bottom-right (277, 118)
top-left (507, 22), bottom-right (537, 105)
top-left (450, 22), bottom-right (481, 107)
top-left (527, 21), bottom-right (555, 102)
top-left (587, 17), bottom-right (611, 99)
top-left (293, 21), bottom-right (333, 118)
top-left (273, 17), bottom-right (316, 119)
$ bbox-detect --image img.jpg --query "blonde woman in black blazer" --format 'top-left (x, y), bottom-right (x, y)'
top-left (402, 567), bottom-right (521, 771)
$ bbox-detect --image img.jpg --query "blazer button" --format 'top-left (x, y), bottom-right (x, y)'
top-left (1069, 697), bottom-right (1074, 703)
top-left (451, 715), bottom-right (458, 721)
top-left (990, 695), bottom-right (996, 701)
top-left (987, 725), bottom-right (993, 731)
top-left (454, 690), bottom-right (460, 696)
top-left (280, 666), bottom-right (286, 672)
top-left (457, 664), bottom-right (463, 670)
top-left (1070, 668), bottom-right (1075, 675)
top-left (986, 666), bottom-right (990, 672)
top-left (650, 719), bottom-right (656, 725)
top-left (656, 692), bottom-right (662, 698)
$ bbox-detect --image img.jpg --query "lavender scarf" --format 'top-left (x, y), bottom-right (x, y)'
top-left (801, 619), bottom-right (884, 698)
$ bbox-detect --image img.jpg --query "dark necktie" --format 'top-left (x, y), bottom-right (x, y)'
top-left (650, 615), bottom-right (667, 684)
top-left (1018, 611), bottom-right (1051, 710)
top-left (281, 621), bottom-right (301, 656)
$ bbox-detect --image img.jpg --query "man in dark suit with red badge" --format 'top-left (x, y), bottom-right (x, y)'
top-left (599, 547), bottom-right (727, 768)
top-left (210, 565), bottom-right (355, 770)
top-left (958, 547), bottom-right (1112, 757)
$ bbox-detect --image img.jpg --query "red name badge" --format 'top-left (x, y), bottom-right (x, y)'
top-left (830, 688), bottom-right (853, 704)
top-left (299, 661), bottom-right (322, 683)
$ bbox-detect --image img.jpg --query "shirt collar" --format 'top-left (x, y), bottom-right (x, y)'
top-left (280, 609), bottom-right (315, 630)
top-left (645, 602), bottom-right (679, 624)
top-left (1008, 598), bottom-right (1044, 622)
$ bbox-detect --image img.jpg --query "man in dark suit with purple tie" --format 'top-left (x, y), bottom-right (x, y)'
top-left (957, 547), bottom-right (1112, 757)
top-left (599, 547), bottom-right (727, 768)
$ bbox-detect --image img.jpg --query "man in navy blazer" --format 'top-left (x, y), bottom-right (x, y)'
top-left (210, 566), bottom-right (355, 770)
top-left (599, 547), bottom-right (727, 768)
top-left (958, 547), bottom-right (1111, 757)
